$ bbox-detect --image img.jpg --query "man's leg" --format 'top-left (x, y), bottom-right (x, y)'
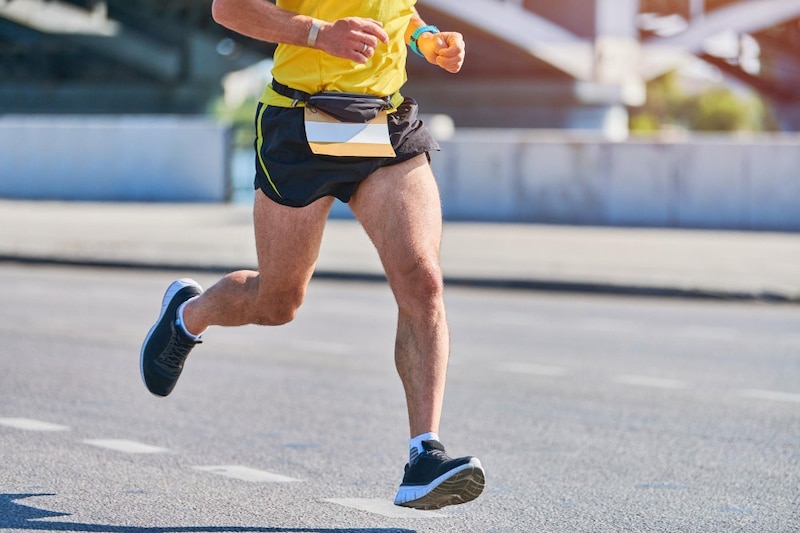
top-left (141, 192), bottom-right (333, 397)
top-left (349, 154), bottom-right (484, 510)
top-left (349, 154), bottom-right (448, 438)
top-left (183, 193), bottom-right (334, 332)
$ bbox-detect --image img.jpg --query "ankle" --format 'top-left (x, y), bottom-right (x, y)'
top-left (409, 431), bottom-right (440, 463)
top-left (177, 297), bottom-right (206, 340)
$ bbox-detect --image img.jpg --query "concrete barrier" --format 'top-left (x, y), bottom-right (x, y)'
top-left (2, 116), bottom-right (798, 231)
top-left (430, 130), bottom-right (800, 231)
top-left (0, 116), bottom-right (230, 202)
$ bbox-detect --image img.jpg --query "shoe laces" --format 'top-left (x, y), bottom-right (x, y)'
top-left (157, 325), bottom-right (200, 374)
top-left (420, 440), bottom-right (450, 461)
top-left (425, 447), bottom-right (449, 461)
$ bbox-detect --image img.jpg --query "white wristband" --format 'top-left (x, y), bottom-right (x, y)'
top-left (307, 20), bottom-right (321, 48)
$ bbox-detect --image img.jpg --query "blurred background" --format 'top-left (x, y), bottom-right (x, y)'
top-left (1, 0), bottom-right (799, 230)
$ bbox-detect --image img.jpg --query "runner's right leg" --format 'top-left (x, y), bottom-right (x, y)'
top-left (183, 193), bottom-right (334, 331)
top-left (140, 193), bottom-right (333, 396)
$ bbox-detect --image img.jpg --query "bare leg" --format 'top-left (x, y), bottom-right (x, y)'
top-left (182, 193), bottom-right (334, 333)
top-left (349, 155), bottom-right (449, 438)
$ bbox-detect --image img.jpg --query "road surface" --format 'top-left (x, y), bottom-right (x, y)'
top-left (1, 264), bottom-right (798, 532)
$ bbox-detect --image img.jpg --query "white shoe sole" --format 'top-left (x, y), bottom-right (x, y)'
top-left (394, 458), bottom-right (485, 510)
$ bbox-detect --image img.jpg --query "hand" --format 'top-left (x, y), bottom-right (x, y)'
top-left (417, 31), bottom-right (465, 73)
top-left (315, 17), bottom-right (389, 64)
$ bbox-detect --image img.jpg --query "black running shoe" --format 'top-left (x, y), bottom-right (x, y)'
top-left (140, 279), bottom-right (203, 397)
top-left (394, 440), bottom-right (485, 510)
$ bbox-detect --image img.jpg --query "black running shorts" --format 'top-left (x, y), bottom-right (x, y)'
top-left (253, 97), bottom-right (440, 207)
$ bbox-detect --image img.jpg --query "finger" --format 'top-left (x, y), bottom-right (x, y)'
top-left (343, 44), bottom-right (369, 63)
top-left (357, 41), bottom-right (375, 59)
top-left (350, 53), bottom-right (368, 64)
top-left (436, 45), bottom-right (463, 58)
top-left (436, 43), bottom-right (465, 58)
top-left (436, 55), bottom-right (463, 73)
top-left (354, 31), bottom-right (381, 49)
top-left (436, 34), bottom-right (465, 56)
top-left (353, 18), bottom-right (389, 43)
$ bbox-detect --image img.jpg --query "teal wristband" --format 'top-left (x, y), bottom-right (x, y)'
top-left (409, 25), bottom-right (439, 57)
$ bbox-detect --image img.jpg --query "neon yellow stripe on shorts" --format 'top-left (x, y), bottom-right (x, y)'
top-left (256, 104), bottom-right (283, 199)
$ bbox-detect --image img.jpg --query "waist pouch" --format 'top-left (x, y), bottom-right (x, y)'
top-left (272, 80), bottom-right (394, 123)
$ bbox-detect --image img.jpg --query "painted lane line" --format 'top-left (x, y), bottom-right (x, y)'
top-left (636, 481), bottom-right (689, 490)
top-left (499, 363), bottom-right (568, 377)
top-left (83, 439), bottom-right (170, 454)
top-left (192, 465), bottom-right (300, 483)
top-left (323, 498), bottom-right (445, 518)
top-left (0, 417), bottom-right (69, 431)
top-left (614, 375), bottom-right (689, 390)
top-left (740, 389), bottom-right (800, 404)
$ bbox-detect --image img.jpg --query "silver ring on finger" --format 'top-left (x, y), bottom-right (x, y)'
top-left (361, 42), bottom-right (368, 54)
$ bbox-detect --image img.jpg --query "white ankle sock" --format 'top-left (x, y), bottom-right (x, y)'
top-left (176, 297), bottom-right (205, 341)
top-left (409, 432), bottom-right (440, 463)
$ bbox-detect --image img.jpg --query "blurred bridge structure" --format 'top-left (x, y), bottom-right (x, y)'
top-left (414, 0), bottom-right (800, 132)
top-left (1, 0), bottom-right (799, 133)
top-left (1, 0), bottom-right (799, 229)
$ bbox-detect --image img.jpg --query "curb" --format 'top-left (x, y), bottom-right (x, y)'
top-left (2, 254), bottom-right (797, 304)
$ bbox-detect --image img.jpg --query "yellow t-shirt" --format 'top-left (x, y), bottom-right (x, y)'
top-left (261, 0), bottom-right (415, 107)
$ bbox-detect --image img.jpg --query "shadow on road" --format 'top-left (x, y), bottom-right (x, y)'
top-left (1, 494), bottom-right (416, 533)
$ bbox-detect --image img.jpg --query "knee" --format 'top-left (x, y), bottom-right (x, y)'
top-left (393, 259), bottom-right (444, 311)
top-left (251, 288), bottom-right (305, 326)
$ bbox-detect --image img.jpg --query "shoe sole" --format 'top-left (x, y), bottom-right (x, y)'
top-left (140, 278), bottom-right (202, 396)
top-left (394, 458), bottom-right (485, 510)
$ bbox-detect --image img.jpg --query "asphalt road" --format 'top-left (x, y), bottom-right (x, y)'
top-left (1, 264), bottom-right (798, 532)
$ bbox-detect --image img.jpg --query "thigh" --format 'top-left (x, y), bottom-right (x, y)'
top-left (253, 191), bottom-right (334, 294)
top-left (348, 154), bottom-right (443, 284)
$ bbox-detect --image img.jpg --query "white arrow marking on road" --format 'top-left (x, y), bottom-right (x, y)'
top-left (614, 375), bottom-right (689, 389)
top-left (323, 498), bottom-right (446, 518)
top-left (0, 417), bottom-right (69, 431)
top-left (83, 439), bottom-right (170, 454)
top-left (192, 465), bottom-right (300, 482)
top-left (740, 389), bottom-right (800, 403)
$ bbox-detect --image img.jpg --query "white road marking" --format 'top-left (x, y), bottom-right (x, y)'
top-left (83, 439), bottom-right (170, 454)
top-left (636, 481), bottom-right (688, 490)
top-left (499, 363), bottom-right (568, 377)
top-left (192, 465), bottom-right (300, 483)
top-left (740, 389), bottom-right (800, 404)
top-left (614, 375), bottom-right (688, 389)
top-left (323, 498), bottom-right (446, 518)
top-left (0, 417), bottom-right (69, 431)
